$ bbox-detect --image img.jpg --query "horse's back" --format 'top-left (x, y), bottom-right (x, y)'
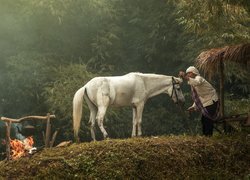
top-left (85, 73), bottom-right (146, 107)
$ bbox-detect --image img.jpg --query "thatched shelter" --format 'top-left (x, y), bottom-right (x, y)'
top-left (195, 43), bottom-right (250, 117)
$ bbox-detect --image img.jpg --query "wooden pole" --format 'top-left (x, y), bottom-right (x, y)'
top-left (45, 113), bottom-right (51, 148)
top-left (219, 59), bottom-right (225, 118)
top-left (50, 130), bottom-right (58, 148)
top-left (5, 121), bottom-right (11, 161)
top-left (219, 59), bottom-right (230, 132)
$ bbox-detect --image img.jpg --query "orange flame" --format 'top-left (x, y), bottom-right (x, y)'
top-left (10, 136), bottom-right (34, 160)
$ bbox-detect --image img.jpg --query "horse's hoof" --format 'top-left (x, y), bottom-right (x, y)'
top-left (104, 135), bottom-right (110, 140)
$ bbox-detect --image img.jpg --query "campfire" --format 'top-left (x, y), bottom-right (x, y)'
top-left (1, 114), bottom-right (56, 161)
top-left (10, 136), bottom-right (36, 160)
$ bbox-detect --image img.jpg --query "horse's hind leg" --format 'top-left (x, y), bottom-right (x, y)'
top-left (96, 106), bottom-right (109, 139)
top-left (84, 95), bottom-right (97, 141)
top-left (89, 108), bottom-right (97, 141)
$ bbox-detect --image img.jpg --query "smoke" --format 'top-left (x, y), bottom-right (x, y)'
top-left (13, 123), bottom-right (25, 140)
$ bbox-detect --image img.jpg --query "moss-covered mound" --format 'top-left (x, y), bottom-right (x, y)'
top-left (0, 134), bottom-right (249, 179)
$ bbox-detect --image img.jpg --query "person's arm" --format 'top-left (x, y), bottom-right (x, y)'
top-left (187, 76), bottom-right (204, 86)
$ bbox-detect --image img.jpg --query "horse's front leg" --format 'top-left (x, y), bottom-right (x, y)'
top-left (132, 107), bottom-right (137, 137)
top-left (136, 103), bottom-right (144, 137)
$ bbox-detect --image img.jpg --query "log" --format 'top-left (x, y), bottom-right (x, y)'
top-left (1, 115), bottom-right (56, 123)
top-left (56, 141), bottom-right (72, 147)
top-left (217, 117), bottom-right (247, 123)
top-left (216, 113), bottom-right (248, 124)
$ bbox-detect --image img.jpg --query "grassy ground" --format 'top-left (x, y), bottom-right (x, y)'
top-left (0, 134), bottom-right (249, 179)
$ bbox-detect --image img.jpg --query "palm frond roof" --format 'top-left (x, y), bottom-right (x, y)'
top-left (195, 43), bottom-right (250, 77)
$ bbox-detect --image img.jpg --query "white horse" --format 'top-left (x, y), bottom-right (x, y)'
top-left (73, 72), bottom-right (185, 141)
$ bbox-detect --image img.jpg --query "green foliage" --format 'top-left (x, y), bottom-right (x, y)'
top-left (174, 0), bottom-right (250, 47)
top-left (2, 52), bottom-right (53, 117)
top-left (118, 0), bottom-right (189, 72)
top-left (225, 96), bottom-right (250, 115)
top-left (225, 63), bottom-right (250, 94)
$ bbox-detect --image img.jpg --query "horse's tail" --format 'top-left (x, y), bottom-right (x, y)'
top-left (73, 86), bottom-right (86, 142)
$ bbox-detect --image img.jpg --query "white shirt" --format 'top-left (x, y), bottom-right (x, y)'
top-left (188, 75), bottom-right (218, 108)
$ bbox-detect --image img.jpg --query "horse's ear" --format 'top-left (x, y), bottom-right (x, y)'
top-left (175, 77), bottom-right (183, 84)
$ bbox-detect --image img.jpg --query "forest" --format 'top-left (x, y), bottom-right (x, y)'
top-left (0, 0), bottom-right (249, 155)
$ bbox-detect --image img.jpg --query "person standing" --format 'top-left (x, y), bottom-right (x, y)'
top-left (179, 66), bottom-right (219, 136)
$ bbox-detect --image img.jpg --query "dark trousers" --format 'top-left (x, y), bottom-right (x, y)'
top-left (201, 101), bottom-right (218, 136)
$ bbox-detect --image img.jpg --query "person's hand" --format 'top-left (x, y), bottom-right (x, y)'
top-left (179, 71), bottom-right (190, 80)
top-left (178, 71), bottom-right (185, 78)
top-left (187, 106), bottom-right (196, 112)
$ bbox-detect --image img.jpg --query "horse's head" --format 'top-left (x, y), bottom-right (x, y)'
top-left (169, 77), bottom-right (185, 104)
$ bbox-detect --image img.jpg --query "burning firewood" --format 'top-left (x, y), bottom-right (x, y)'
top-left (10, 136), bottom-right (35, 160)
